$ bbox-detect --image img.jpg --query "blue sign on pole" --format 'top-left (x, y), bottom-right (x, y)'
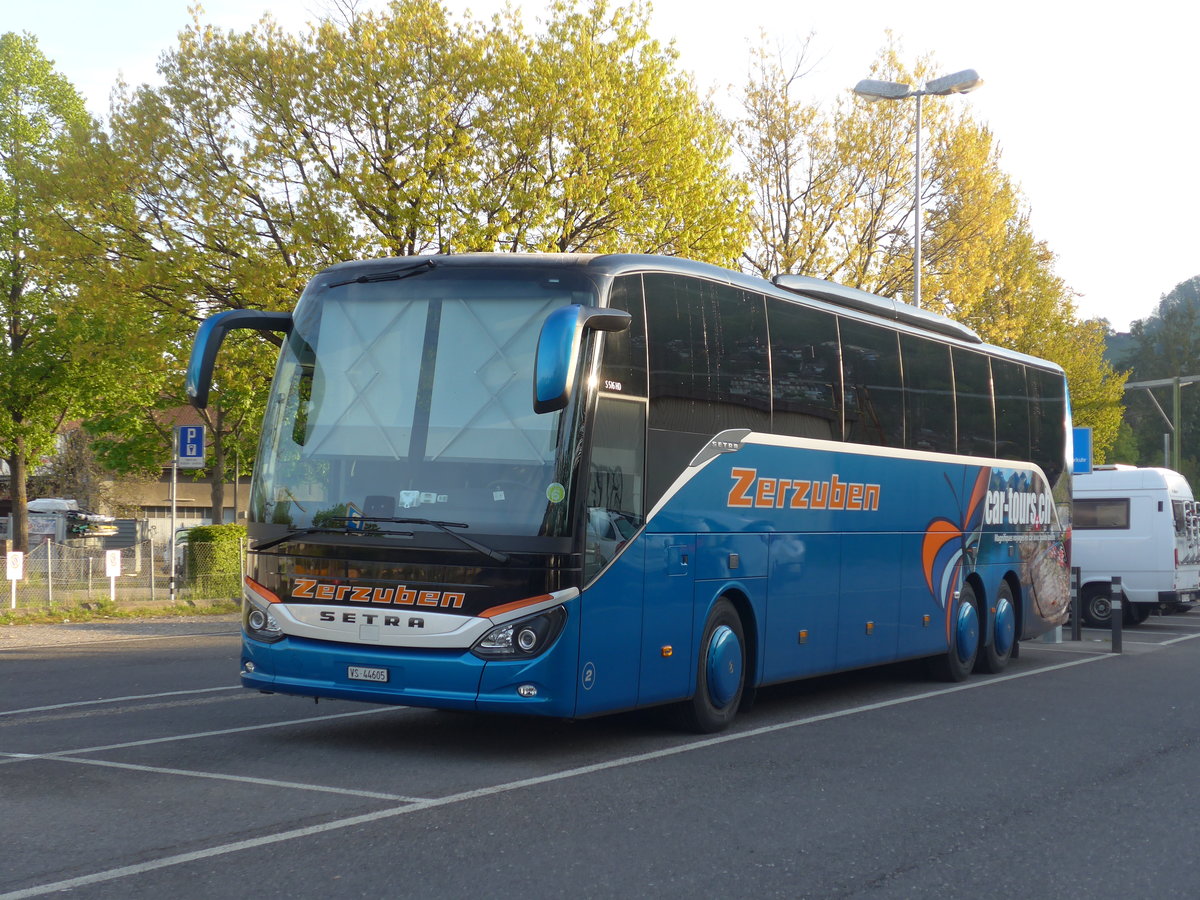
top-left (177, 425), bottom-right (206, 469)
top-left (1072, 426), bottom-right (1093, 475)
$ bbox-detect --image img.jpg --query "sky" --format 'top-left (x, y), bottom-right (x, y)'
top-left (7, 0), bottom-right (1198, 332)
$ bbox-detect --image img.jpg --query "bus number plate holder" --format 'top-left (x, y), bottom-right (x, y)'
top-left (347, 665), bottom-right (388, 683)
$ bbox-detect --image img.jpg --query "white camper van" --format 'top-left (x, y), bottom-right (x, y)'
top-left (1072, 465), bottom-right (1200, 626)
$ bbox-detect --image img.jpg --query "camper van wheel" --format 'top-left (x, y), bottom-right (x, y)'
top-left (1124, 603), bottom-right (1151, 626)
top-left (1080, 587), bottom-right (1112, 629)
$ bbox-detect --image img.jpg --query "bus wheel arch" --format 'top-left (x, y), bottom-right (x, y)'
top-left (724, 590), bottom-right (759, 713)
top-left (928, 579), bottom-right (981, 682)
top-left (678, 595), bottom-right (749, 733)
top-left (976, 574), bottom-right (1018, 674)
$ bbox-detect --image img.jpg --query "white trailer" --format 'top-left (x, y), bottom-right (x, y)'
top-left (1072, 465), bottom-right (1200, 626)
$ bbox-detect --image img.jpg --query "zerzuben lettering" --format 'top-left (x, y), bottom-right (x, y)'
top-left (728, 468), bottom-right (880, 511)
top-left (293, 576), bottom-right (464, 608)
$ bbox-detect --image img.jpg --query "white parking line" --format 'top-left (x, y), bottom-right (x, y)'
top-left (0, 686), bottom-right (242, 718)
top-left (0, 653), bottom-right (1116, 900)
top-left (0, 630), bottom-right (240, 651)
top-left (50, 756), bottom-right (429, 802)
top-left (0, 706), bottom-right (400, 765)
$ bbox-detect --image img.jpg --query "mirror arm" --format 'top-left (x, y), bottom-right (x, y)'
top-left (188, 309), bottom-right (293, 408)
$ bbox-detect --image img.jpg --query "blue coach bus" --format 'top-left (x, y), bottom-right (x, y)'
top-left (188, 254), bottom-right (1071, 732)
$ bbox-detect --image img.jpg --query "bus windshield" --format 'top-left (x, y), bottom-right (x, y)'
top-left (250, 264), bottom-right (597, 538)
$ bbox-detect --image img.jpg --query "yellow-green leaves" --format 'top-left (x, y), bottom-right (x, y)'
top-left (736, 38), bottom-right (1126, 459)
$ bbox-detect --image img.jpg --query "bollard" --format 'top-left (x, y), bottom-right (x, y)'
top-left (1070, 567), bottom-right (1082, 641)
top-left (1110, 576), bottom-right (1123, 653)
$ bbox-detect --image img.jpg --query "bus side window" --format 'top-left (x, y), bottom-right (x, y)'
top-left (1029, 368), bottom-right (1067, 489)
top-left (586, 274), bottom-right (647, 581)
top-left (839, 317), bottom-right (904, 448)
top-left (952, 348), bottom-right (996, 457)
top-left (769, 300), bottom-right (842, 441)
top-left (643, 274), bottom-right (769, 507)
top-left (899, 333), bottom-right (955, 454)
top-left (993, 360), bottom-right (1031, 464)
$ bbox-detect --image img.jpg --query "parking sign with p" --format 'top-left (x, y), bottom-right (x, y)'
top-left (177, 425), bottom-right (206, 469)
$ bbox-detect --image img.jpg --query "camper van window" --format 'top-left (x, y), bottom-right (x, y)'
top-left (1074, 498), bottom-right (1131, 530)
top-left (1173, 500), bottom-right (1188, 535)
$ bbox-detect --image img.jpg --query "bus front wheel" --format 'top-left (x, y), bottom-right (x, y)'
top-left (679, 598), bottom-right (745, 734)
top-left (928, 583), bottom-right (980, 682)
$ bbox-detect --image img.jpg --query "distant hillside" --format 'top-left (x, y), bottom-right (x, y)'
top-left (1104, 331), bottom-right (1135, 370)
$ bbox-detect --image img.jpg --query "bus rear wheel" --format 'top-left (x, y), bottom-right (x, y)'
top-left (928, 583), bottom-right (980, 682)
top-left (976, 580), bottom-right (1016, 674)
top-left (679, 598), bottom-right (745, 734)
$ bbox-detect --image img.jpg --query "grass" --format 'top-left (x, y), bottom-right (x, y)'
top-left (0, 599), bottom-right (240, 627)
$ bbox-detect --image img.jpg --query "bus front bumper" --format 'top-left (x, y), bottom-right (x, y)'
top-left (240, 632), bottom-right (579, 718)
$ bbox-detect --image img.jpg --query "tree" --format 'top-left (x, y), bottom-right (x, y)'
top-left (1122, 276), bottom-right (1200, 479)
top-left (88, 0), bottom-right (749, 518)
top-left (0, 32), bottom-right (114, 551)
top-left (735, 37), bottom-right (1126, 458)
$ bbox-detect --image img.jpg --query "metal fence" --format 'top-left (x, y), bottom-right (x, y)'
top-left (5, 539), bottom-right (244, 611)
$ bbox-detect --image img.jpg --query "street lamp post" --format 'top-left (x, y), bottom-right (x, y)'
top-left (852, 69), bottom-right (983, 309)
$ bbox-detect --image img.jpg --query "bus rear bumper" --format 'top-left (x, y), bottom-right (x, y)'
top-left (240, 633), bottom-right (577, 718)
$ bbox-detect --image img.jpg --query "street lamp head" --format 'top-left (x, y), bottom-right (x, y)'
top-left (852, 78), bottom-right (912, 101)
top-left (923, 69), bottom-right (983, 96)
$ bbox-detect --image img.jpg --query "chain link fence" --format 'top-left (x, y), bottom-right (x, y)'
top-left (4, 539), bottom-right (245, 612)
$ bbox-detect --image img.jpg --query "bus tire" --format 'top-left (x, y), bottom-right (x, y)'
top-left (679, 598), bottom-right (745, 734)
top-left (976, 580), bottom-right (1016, 674)
top-left (1080, 587), bottom-right (1111, 628)
top-left (928, 582), bottom-right (980, 682)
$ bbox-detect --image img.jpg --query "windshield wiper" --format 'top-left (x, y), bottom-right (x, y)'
top-left (326, 259), bottom-right (437, 289)
top-left (365, 517), bottom-right (510, 564)
top-left (252, 524), bottom-right (414, 553)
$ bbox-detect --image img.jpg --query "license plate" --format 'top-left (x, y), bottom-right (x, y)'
top-left (347, 665), bottom-right (389, 683)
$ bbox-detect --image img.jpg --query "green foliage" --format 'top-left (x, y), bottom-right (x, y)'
top-left (187, 523), bottom-right (247, 548)
top-left (1120, 275), bottom-right (1200, 477)
top-left (1108, 421), bottom-right (1140, 465)
top-left (0, 31), bottom-right (118, 549)
top-left (185, 524), bottom-right (246, 596)
top-left (735, 35), bottom-right (1127, 460)
top-left (75, 0), bottom-right (748, 519)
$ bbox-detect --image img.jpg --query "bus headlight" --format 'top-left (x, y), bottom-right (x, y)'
top-left (243, 593), bottom-right (284, 644)
top-left (472, 606), bottom-right (566, 660)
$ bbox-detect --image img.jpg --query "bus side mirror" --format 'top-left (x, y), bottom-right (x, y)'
top-left (187, 309), bottom-right (294, 408)
top-left (533, 305), bottom-right (631, 414)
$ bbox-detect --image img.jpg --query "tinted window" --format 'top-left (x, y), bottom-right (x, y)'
top-left (768, 300), bottom-right (842, 441)
top-left (953, 349), bottom-right (995, 457)
top-left (900, 333), bottom-right (955, 453)
top-left (1029, 367), bottom-right (1066, 487)
top-left (644, 274), bottom-right (769, 435)
top-left (1074, 498), bottom-right (1130, 529)
top-left (599, 275), bottom-right (647, 398)
top-left (840, 318), bottom-right (904, 447)
top-left (992, 359), bottom-right (1031, 463)
top-left (590, 275), bottom-right (648, 538)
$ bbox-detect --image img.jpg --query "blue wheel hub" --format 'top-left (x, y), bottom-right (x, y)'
top-left (955, 599), bottom-right (980, 664)
top-left (706, 624), bottom-right (743, 709)
top-left (994, 594), bottom-right (1015, 656)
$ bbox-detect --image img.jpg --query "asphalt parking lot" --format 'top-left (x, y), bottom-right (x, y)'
top-left (5, 611), bottom-right (1200, 899)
